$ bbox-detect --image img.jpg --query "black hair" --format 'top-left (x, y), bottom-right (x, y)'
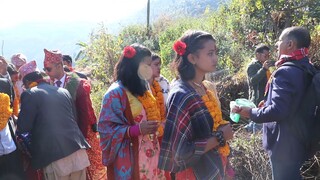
top-left (255, 44), bottom-right (270, 54)
top-left (172, 30), bottom-right (215, 81)
top-left (62, 55), bottom-right (72, 64)
top-left (63, 65), bottom-right (71, 72)
top-left (23, 71), bottom-right (43, 86)
top-left (114, 43), bottom-right (152, 96)
top-left (7, 63), bottom-right (18, 75)
top-left (282, 26), bottom-right (311, 48)
top-left (151, 53), bottom-right (161, 61)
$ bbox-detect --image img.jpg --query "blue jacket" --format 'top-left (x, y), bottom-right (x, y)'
top-left (250, 57), bottom-right (312, 160)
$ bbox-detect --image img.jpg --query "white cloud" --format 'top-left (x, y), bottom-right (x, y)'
top-left (0, 0), bottom-right (147, 28)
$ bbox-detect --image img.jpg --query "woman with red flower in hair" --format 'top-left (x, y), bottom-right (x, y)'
top-left (98, 43), bottom-right (166, 179)
top-left (158, 30), bottom-right (234, 180)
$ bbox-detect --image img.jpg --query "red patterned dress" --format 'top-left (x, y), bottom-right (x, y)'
top-left (62, 73), bottom-right (107, 180)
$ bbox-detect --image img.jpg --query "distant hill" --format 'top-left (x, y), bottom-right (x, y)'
top-left (114, 0), bottom-right (220, 33)
top-left (0, 0), bottom-right (220, 68)
top-left (0, 21), bottom-right (96, 68)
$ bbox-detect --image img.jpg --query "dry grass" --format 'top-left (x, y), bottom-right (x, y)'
top-left (229, 126), bottom-right (272, 180)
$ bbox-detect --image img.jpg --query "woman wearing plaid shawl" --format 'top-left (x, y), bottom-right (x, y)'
top-left (158, 30), bottom-right (234, 180)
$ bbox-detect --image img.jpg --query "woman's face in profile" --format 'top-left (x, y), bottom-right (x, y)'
top-left (151, 58), bottom-right (161, 79)
top-left (137, 56), bottom-right (153, 81)
top-left (192, 39), bottom-right (218, 73)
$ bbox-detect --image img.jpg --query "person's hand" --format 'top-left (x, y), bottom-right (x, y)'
top-left (139, 121), bottom-right (159, 135)
top-left (218, 124), bottom-right (233, 141)
top-left (262, 60), bottom-right (273, 70)
top-left (231, 105), bottom-right (252, 118)
top-left (231, 105), bottom-right (241, 113)
top-left (258, 100), bottom-right (265, 108)
top-left (238, 106), bottom-right (252, 118)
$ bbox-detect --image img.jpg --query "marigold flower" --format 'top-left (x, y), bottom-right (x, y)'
top-left (202, 89), bottom-right (231, 157)
top-left (0, 93), bottom-right (13, 130)
top-left (138, 81), bottom-right (166, 138)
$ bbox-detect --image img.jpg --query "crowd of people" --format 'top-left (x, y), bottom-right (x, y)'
top-left (0, 26), bottom-right (315, 180)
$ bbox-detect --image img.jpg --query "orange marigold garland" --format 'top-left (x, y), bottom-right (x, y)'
top-left (29, 82), bottom-right (38, 88)
top-left (137, 90), bottom-right (164, 137)
top-left (0, 93), bottom-right (13, 130)
top-left (202, 90), bottom-right (230, 156)
top-left (150, 80), bottom-right (166, 121)
top-left (12, 85), bottom-right (20, 117)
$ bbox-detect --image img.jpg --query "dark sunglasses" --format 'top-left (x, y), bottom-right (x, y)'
top-left (43, 67), bottom-right (52, 72)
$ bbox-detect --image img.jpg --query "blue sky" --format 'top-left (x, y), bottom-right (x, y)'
top-left (1, 0), bottom-right (147, 29)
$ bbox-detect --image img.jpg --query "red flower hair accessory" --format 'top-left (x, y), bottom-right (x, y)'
top-left (173, 40), bottom-right (187, 56)
top-left (123, 46), bottom-right (136, 59)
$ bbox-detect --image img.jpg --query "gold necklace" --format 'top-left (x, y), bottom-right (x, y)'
top-left (191, 81), bottom-right (206, 96)
top-left (192, 81), bottom-right (203, 88)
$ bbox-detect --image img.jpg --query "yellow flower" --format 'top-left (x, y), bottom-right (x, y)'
top-left (137, 80), bottom-right (167, 137)
top-left (151, 80), bottom-right (166, 121)
top-left (0, 93), bottom-right (13, 130)
top-left (138, 90), bottom-right (163, 136)
top-left (201, 90), bottom-right (231, 157)
top-left (29, 82), bottom-right (38, 88)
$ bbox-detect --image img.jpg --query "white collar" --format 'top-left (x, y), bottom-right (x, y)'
top-left (54, 74), bottom-right (66, 87)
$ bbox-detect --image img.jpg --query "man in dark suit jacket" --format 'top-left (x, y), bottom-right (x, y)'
top-left (17, 61), bottom-right (91, 179)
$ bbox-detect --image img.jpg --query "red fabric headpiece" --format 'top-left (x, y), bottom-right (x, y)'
top-left (43, 49), bottom-right (63, 67)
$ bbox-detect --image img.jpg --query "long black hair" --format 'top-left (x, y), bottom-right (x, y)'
top-left (114, 43), bottom-right (152, 96)
top-left (172, 30), bottom-right (215, 81)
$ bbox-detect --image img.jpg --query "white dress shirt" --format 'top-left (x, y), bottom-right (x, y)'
top-left (0, 123), bottom-right (16, 156)
top-left (54, 74), bottom-right (66, 88)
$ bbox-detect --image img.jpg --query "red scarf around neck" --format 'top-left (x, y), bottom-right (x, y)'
top-left (275, 48), bottom-right (309, 68)
top-left (264, 47), bottom-right (309, 98)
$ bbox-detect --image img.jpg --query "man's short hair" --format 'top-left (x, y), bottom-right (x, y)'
top-left (255, 44), bottom-right (270, 54)
top-left (62, 55), bottom-right (72, 64)
top-left (7, 63), bottom-right (18, 75)
top-left (282, 26), bottom-right (311, 48)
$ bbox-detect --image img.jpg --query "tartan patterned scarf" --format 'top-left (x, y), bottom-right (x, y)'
top-left (275, 48), bottom-right (309, 67)
top-left (264, 48), bottom-right (309, 97)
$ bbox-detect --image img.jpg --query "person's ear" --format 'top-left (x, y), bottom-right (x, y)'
top-left (287, 39), bottom-right (297, 51)
top-left (187, 53), bottom-right (196, 65)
